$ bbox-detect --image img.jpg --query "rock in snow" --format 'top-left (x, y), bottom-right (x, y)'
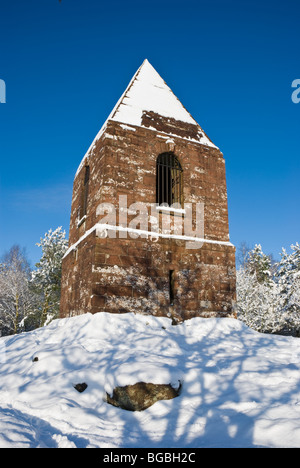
top-left (0, 312), bottom-right (300, 448)
top-left (106, 381), bottom-right (182, 412)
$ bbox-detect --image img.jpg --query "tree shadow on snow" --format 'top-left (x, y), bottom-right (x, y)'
top-left (109, 319), bottom-right (300, 448)
top-left (0, 406), bottom-right (89, 448)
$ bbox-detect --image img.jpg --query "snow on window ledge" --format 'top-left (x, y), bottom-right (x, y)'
top-left (155, 205), bottom-right (186, 215)
top-left (77, 215), bottom-right (87, 228)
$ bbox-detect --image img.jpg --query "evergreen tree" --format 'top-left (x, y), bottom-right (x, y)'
top-left (237, 255), bottom-right (280, 334)
top-left (237, 243), bottom-right (300, 337)
top-left (245, 244), bottom-right (272, 284)
top-left (276, 243), bottom-right (300, 336)
top-left (31, 227), bottom-right (68, 327)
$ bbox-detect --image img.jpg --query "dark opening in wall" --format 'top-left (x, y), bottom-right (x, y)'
top-left (82, 165), bottom-right (90, 217)
top-left (169, 270), bottom-right (175, 305)
top-left (78, 165), bottom-right (90, 224)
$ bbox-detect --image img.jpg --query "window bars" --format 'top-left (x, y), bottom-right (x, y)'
top-left (156, 153), bottom-right (183, 207)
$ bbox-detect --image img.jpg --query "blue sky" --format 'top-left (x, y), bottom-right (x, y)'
top-left (0, 0), bottom-right (299, 267)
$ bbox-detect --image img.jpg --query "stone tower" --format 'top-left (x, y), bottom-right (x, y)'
top-left (60, 59), bottom-right (236, 322)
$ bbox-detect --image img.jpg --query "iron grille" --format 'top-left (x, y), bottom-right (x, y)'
top-left (156, 152), bottom-right (183, 207)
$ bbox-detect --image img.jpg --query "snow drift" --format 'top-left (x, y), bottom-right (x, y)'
top-left (0, 312), bottom-right (300, 448)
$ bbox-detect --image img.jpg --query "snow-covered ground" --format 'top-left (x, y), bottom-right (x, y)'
top-left (0, 312), bottom-right (300, 448)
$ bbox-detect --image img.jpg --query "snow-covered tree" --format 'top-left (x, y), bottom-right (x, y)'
top-left (236, 267), bottom-right (282, 334)
top-left (0, 246), bottom-right (33, 335)
top-left (245, 244), bottom-right (273, 284)
top-left (31, 227), bottom-right (68, 327)
top-left (275, 243), bottom-right (300, 335)
top-left (237, 243), bottom-right (300, 337)
top-left (237, 243), bottom-right (279, 333)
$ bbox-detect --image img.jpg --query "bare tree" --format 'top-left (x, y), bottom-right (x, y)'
top-left (0, 246), bottom-right (32, 335)
top-left (236, 241), bottom-right (252, 269)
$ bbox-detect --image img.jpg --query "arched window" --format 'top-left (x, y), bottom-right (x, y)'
top-left (156, 153), bottom-right (183, 207)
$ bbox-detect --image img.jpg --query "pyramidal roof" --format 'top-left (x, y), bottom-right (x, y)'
top-left (76, 60), bottom-right (217, 175)
top-left (109, 59), bottom-right (198, 127)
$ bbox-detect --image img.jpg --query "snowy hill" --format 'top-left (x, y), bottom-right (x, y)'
top-left (0, 312), bottom-right (300, 448)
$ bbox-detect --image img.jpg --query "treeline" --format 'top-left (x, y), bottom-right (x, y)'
top-left (1, 228), bottom-right (299, 338)
top-left (236, 243), bottom-right (300, 337)
top-left (0, 227), bottom-right (67, 336)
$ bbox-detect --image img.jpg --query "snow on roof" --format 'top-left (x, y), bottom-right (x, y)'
top-left (111, 59), bottom-right (198, 127)
top-left (76, 59), bottom-right (217, 177)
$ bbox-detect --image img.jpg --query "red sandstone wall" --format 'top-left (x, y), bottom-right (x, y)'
top-left (60, 120), bottom-right (236, 321)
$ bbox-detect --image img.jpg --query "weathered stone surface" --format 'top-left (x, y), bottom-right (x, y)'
top-left (106, 381), bottom-right (182, 411)
top-left (60, 62), bottom-right (236, 321)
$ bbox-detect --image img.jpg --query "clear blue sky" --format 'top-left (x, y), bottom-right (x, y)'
top-left (0, 0), bottom-right (299, 267)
